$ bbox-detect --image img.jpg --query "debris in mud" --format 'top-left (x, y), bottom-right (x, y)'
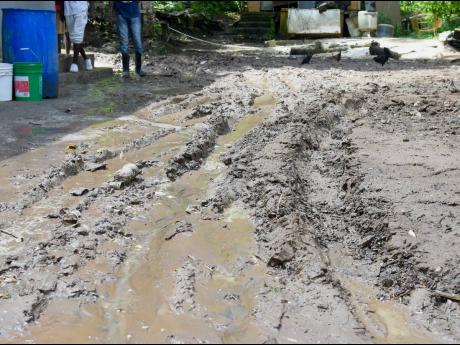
top-left (166, 335), bottom-right (186, 344)
top-left (85, 162), bottom-right (107, 172)
top-left (165, 221), bottom-right (194, 241)
top-left (448, 80), bottom-right (458, 93)
top-left (24, 295), bottom-right (49, 323)
top-left (94, 148), bottom-right (114, 163)
top-left (0, 226), bottom-right (24, 242)
top-left (69, 187), bottom-right (89, 196)
top-left (107, 181), bottom-right (125, 190)
top-left (185, 205), bottom-right (200, 214)
top-left (37, 274), bottom-right (58, 293)
top-left (60, 208), bottom-right (81, 225)
top-left (433, 291), bottom-right (460, 302)
top-left (358, 235), bottom-right (376, 249)
top-left (185, 104), bottom-right (213, 120)
top-left (268, 245), bottom-right (295, 268)
top-left (1, 276), bottom-right (17, 285)
top-left (172, 259), bottom-right (197, 313)
top-left (114, 163), bottom-right (141, 183)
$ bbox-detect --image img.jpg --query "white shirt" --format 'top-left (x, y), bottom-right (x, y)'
top-left (64, 1), bottom-right (89, 16)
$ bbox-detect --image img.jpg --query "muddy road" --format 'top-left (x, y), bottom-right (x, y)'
top-left (0, 47), bottom-right (459, 344)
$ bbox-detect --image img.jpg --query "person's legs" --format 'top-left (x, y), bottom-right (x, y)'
top-left (129, 16), bottom-right (145, 77)
top-left (117, 14), bottom-right (130, 77)
top-left (65, 32), bottom-right (71, 55)
top-left (66, 15), bottom-right (79, 72)
top-left (72, 43), bottom-right (80, 65)
top-left (80, 45), bottom-right (88, 60)
top-left (76, 13), bottom-right (92, 70)
top-left (67, 13), bottom-right (92, 72)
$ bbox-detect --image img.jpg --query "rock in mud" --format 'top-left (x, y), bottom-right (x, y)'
top-left (60, 209), bottom-right (81, 225)
top-left (268, 245), bottom-right (295, 268)
top-left (24, 295), bottom-right (49, 323)
top-left (165, 221), bottom-right (194, 241)
top-left (69, 187), bottom-right (89, 196)
top-left (38, 274), bottom-right (58, 293)
top-left (185, 205), bottom-right (200, 214)
top-left (85, 162), bottom-right (107, 172)
top-left (114, 163), bottom-right (141, 183)
top-left (94, 149), bottom-right (114, 163)
top-left (107, 181), bottom-right (125, 190)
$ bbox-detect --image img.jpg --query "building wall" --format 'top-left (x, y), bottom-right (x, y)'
top-left (0, 1), bottom-right (54, 60)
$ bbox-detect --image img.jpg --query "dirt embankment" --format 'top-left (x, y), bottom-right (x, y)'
top-left (0, 50), bottom-right (459, 343)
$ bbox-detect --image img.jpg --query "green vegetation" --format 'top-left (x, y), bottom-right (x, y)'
top-left (401, 1), bottom-right (460, 20)
top-left (153, 1), bottom-right (246, 15)
top-left (398, 1), bottom-right (460, 38)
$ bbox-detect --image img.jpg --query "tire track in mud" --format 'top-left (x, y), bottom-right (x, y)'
top-left (211, 71), bottom-right (452, 343)
top-left (0, 74), bottom-right (266, 342)
top-left (212, 77), bottom-right (371, 343)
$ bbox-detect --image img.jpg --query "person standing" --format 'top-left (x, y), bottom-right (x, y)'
top-left (64, 1), bottom-right (93, 73)
top-left (55, 1), bottom-right (70, 55)
top-left (113, 1), bottom-right (146, 77)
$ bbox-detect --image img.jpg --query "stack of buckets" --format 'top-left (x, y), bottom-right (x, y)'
top-left (0, 62), bottom-right (43, 102)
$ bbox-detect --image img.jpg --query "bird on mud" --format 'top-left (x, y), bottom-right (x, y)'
top-left (300, 54), bottom-right (313, 65)
top-left (369, 41), bottom-right (392, 66)
top-left (373, 47), bottom-right (391, 66)
top-left (333, 50), bottom-right (342, 62)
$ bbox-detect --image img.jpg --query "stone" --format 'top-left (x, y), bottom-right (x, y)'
top-left (69, 187), bottom-right (89, 196)
top-left (85, 162), bottom-right (107, 172)
top-left (114, 163), bottom-right (141, 183)
top-left (268, 245), bottom-right (295, 268)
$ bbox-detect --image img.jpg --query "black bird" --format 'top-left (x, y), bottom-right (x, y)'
top-left (301, 54), bottom-right (313, 65)
top-left (333, 50), bottom-right (342, 62)
top-left (373, 47), bottom-right (391, 66)
top-left (369, 41), bottom-right (383, 56)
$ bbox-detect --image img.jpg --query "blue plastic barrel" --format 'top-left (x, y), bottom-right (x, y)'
top-left (2, 9), bottom-right (58, 98)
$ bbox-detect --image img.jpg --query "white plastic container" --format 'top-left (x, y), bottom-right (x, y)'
top-left (358, 11), bottom-right (378, 32)
top-left (0, 63), bottom-right (13, 101)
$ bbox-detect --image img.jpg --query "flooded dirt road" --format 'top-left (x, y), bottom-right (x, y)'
top-left (0, 47), bottom-right (459, 344)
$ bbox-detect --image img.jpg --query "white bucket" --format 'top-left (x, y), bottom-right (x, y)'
top-left (0, 63), bottom-right (13, 101)
top-left (358, 11), bottom-right (378, 32)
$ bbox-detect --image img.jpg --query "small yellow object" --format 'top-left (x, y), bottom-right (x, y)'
top-left (67, 144), bottom-right (77, 150)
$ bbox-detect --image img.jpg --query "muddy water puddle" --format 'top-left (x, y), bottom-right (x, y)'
top-left (328, 246), bottom-right (438, 344)
top-left (11, 94), bottom-right (276, 343)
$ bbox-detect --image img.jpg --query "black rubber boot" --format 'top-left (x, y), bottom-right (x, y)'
top-left (122, 53), bottom-right (130, 78)
top-left (135, 52), bottom-right (146, 77)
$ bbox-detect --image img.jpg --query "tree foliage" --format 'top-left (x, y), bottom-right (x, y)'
top-left (153, 1), bottom-right (246, 14)
top-left (401, 1), bottom-right (460, 19)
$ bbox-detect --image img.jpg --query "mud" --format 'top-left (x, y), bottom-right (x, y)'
top-left (0, 43), bottom-right (459, 344)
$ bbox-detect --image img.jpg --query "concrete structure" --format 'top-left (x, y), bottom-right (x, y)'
top-left (247, 1), bottom-right (402, 26)
top-left (288, 9), bottom-right (343, 37)
top-left (0, 1), bottom-right (54, 60)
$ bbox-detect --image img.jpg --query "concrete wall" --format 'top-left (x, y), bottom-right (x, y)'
top-left (0, 1), bottom-right (54, 60)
